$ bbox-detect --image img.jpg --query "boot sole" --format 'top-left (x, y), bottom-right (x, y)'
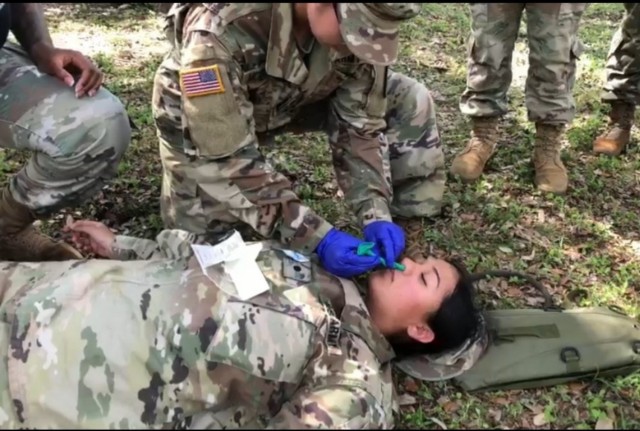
top-left (449, 169), bottom-right (483, 183)
top-left (593, 147), bottom-right (626, 157)
top-left (536, 183), bottom-right (567, 194)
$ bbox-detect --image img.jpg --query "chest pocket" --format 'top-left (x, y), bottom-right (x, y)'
top-left (205, 300), bottom-right (317, 384)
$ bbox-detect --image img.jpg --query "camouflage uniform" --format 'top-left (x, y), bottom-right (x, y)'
top-left (451, 3), bottom-right (588, 194)
top-left (152, 3), bottom-right (445, 257)
top-left (0, 229), bottom-right (400, 428)
top-left (0, 27), bottom-right (132, 260)
top-left (594, 3), bottom-right (640, 156)
top-left (0, 227), bottom-right (490, 428)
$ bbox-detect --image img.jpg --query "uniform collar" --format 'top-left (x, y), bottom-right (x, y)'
top-left (265, 3), bottom-right (310, 85)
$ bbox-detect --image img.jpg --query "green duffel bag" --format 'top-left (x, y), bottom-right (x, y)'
top-left (454, 271), bottom-right (640, 393)
top-left (454, 306), bottom-right (640, 392)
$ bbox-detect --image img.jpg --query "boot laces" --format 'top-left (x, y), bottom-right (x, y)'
top-left (536, 127), bottom-right (563, 159)
top-left (468, 121), bottom-right (497, 151)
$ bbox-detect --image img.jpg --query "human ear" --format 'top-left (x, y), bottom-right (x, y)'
top-left (406, 324), bottom-right (434, 344)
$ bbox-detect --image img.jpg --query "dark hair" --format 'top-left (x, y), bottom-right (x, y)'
top-left (389, 258), bottom-right (483, 358)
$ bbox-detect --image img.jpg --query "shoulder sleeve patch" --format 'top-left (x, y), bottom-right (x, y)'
top-left (180, 65), bottom-right (226, 98)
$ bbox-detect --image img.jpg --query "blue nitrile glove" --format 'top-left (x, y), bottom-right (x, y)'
top-left (315, 228), bottom-right (381, 278)
top-left (363, 221), bottom-right (405, 270)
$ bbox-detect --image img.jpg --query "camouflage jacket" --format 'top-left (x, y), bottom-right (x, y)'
top-left (0, 230), bottom-right (396, 429)
top-left (154, 3), bottom-right (393, 254)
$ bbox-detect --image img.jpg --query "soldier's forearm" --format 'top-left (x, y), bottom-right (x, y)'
top-left (197, 146), bottom-right (333, 254)
top-left (10, 3), bottom-right (53, 55)
top-left (331, 130), bottom-right (393, 226)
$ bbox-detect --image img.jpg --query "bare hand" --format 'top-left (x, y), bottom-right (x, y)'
top-left (31, 43), bottom-right (104, 98)
top-left (63, 219), bottom-right (116, 258)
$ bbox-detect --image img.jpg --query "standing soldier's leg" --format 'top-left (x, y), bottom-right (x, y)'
top-left (383, 72), bottom-right (445, 261)
top-left (594, 3), bottom-right (640, 156)
top-left (0, 43), bottom-right (131, 261)
top-left (525, 3), bottom-right (587, 193)
top-left (452, 3), bottom-right (525, 182)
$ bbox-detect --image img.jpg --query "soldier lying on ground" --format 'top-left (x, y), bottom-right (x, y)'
top-left (0, 3), bottom-right (132, 262)
top-left (0, 219), bottom-right (484, 429)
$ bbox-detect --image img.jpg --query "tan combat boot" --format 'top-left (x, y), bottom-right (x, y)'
top-left (593, 101), bottom-right (635, 156)
top-left (532, 123), bottom-right (568, 194)
top-left (395, 217), bottom-right (428, 262)
top-left (450, 116), bottom-right (500, 182)
top-left (0, 186), bottom-right (83, 261)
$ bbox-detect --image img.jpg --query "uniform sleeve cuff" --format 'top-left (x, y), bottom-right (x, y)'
top-left (296, 219), bottom-right (334, 255)
top-left (358, 198), bottom-right (393, 227)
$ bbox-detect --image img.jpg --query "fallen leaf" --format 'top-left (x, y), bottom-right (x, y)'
top-left (429, 417), bottom-right (448, 430)
top-left (533, 412), bottom-right (548, 426)
top-left (522, 249), bottom-right (536, 261)
top-left (460, 213), bottom-right (476, 222)
top-left (565, 247), bottom-right (582, 261)
top-left (525, 403), bottom-right (544, 414)
top-left (433, 59), bottom-right (448, 71)
top-left (494, 397), bottom-right (510, 406)
top-left (499, 245), bottom-right (514, 254)
top-left (397, 394), bottom-right (417, 406)
top-left (526, 296), bottom-right (545, 307)
top-left (442, 401), bottom-right (460, 413)
top-left (404, 378), bottom-right (419, 393)
top-left (431, 90), bottom-right (447, 102)
top-left (507, 287), bottom-right (524, 297)
top-left (595, 416), bottom-right (615, 430)
top-left (568, 382), bottom-right (587, 393)
top-left (489, 408), bottom-right (502, 422)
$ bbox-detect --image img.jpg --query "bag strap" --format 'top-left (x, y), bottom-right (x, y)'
top-left (467, 270), bottom-right (561, 311)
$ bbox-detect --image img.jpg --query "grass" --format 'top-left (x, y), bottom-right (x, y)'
top-left (1, 3), bottom-right (639, 429)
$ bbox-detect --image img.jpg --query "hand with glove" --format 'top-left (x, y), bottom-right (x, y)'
top-left (363, 220), bottom-right (406, 270)
top-left (315, 228), bottom-right (382, 278)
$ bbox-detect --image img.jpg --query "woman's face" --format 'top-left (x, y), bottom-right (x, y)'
top-left (367, 257), bottom-right (460, 337)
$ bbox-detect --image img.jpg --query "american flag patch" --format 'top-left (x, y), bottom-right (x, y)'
top-left (180, 65), bottom-right (225, 97)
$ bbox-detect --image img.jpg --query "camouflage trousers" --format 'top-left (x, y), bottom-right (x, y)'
top-left (158, 71), bottom-right (445, 235)
top-left (0, 42), bottom-right (131, 217)
top-left (0, 323), bottom-right (15, 427)
top-left (0, 261), bottom-right (19, 427)
top-left (601, 3), bottom-right (640, 105)
top-left (460, 3), bottom-right (588, 125)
